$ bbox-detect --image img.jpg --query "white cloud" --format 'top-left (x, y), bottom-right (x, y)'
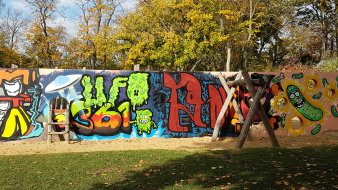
top-left (8, 0), bottom-right (30, 13)
top-left (59, 0), bottom-right (76, 7)
top-left (121, 0), bottom-right (137, 11)
top-left (50, 17), bottom-right (79, 38)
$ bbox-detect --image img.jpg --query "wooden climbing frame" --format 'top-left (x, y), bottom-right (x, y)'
top-left (211, 70), bottom-right (279, 148)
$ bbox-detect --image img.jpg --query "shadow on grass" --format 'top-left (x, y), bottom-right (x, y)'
top-left (89, 146), bottom-right (338, 190)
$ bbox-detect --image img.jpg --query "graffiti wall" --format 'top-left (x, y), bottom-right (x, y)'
top-left (0, 68), bottom-right (337, 141)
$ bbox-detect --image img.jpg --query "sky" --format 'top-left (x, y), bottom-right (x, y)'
top-left (3, 0), bottom-right (136, 38)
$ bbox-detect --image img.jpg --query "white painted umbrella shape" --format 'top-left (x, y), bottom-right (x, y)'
top-left (45, 74), bottom-right (82, 93)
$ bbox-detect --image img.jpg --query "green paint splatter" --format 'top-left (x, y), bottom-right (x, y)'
top-left (312, 92), bottom-right (322, 99)
top-left (322, 78), bottom-right (329, 87)
top-left (331, 105), bottom-right (338, 117)
top-left (272, 73), bottom-right (285, 83)
top-left (292, 73), bottom-right (304, 79)
top-left (311, 124), bottom-right (321, 135)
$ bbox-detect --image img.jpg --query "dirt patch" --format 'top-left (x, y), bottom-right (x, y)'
top-left (1, 131), bottom-right (337, 155)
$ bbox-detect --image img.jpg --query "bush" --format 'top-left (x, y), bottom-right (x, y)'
top-left (317, 58), bottom-right (338, 72)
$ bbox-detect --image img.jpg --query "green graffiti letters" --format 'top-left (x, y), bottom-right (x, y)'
top-left (80, 73), bottom-right (149, 110)
top-left (108, 77), bottom-right (128, 106)
top-left (127, 73), bottom-right (149, 110)
top-left (95, 77), bottom-right (107, 106)
top-left (82, 75), bottom-right (95, 107)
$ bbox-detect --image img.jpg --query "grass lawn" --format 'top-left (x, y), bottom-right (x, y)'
top-left (0, 146), bottom-right (337, 190)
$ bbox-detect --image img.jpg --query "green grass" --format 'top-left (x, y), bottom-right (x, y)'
top-left (0, 146), bottom-right (337, 190)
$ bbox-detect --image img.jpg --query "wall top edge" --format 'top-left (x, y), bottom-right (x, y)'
top-left (0, 68), bottom-right (337, 74)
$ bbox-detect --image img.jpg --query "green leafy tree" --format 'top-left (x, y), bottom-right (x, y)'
top-left (76, 0), bottom-right (123, 69)
top-left (25, 0), bottom-right (63, 68)
top-left (114, 0), bottom-right (256, 71)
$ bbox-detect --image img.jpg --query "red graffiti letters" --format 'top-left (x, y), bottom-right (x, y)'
top-left (164, 73), bottom-right (206, 132)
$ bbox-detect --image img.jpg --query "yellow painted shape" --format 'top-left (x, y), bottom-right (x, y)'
top-left (53, 114), bottom-right (66, 122)
top-left (1, 107), bottom-right (30, 138)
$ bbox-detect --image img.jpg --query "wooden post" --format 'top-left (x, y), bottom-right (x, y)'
top-left (235, 85), bottom-right (266, 148)
top-left (241, 71), bottom-right (279, 147)
top-left (211, 71), bottom-right (242, 142)
top-left (47, 109), bottom-right (53, 143)
top-left (65, 109), bottom-right (70, 144)
top-left (134, 64), bottom-right (140, 71)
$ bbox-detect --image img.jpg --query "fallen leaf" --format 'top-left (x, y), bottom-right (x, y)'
top-left (200, 177), bottom-right (207, 182)
top-left (275, 181), bottom-right (282, 185)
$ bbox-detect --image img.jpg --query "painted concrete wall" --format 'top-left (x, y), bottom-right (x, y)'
top-left (0, 68), bottom-right (336, 141)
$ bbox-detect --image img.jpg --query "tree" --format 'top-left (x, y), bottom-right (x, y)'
top-left (25, 24), bottom-right (67, 68)
top-left (293, 0), bottom-right (337, 57)
top-left (2, 8), bottom-right (27, 50)
top-left (114, 0), bottom-right (254, 71)
top-left (76, 0), bottom-right (123, 69)
top-left (25, 0), bottom-right (61, 68)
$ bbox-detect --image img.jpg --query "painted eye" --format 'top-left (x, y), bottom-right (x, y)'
top-left (140, 115), bottom-right (143, 119)
top-left (290, 94), bottom-right (295, 99)
top-left (144, 115), bottom-right (148, 119)
top-left (295, 92), bottom-right (300, 97)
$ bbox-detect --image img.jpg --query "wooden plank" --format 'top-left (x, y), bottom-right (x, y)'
top-left (48, 132), bottom-right (67, 135)
top-left (65, 110), bottom-right (70, 144)
top-left (211, 72), bottom-right (242, 142)
top-left (241, 71), bottom-right (279, 147)
top-left (235, 85), bottom-right (266, 148)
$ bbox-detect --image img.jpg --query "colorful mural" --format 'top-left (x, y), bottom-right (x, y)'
top-left (272, 73), bottom-right (337, 135)
top-left (0, 68), bottom-right (336, 141)
top-left (0, 69), bottom-right (43, 140)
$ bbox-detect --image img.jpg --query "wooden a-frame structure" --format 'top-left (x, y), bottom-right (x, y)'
top-left (211, 70), bottom-right (279, 148)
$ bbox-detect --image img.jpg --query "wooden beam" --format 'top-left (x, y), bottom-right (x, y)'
top-left (218, 73), bottom-right (245, 124)
top-left (235, 84), bottom-right (266, 148)
top-left (211, 72), bottom-right (242, 142)
top-left (226, 78), bottom-right (265, 87)
top-left (241, 70), bottom-right (279, 147)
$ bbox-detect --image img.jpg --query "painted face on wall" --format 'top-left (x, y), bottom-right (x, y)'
top-left (287, 85), bottom-right (304, 108)
top-left (3, 80), bottom-right (22, 96)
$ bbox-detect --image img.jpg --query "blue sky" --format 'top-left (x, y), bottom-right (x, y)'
top-left (3, 0), bottom-right (136, 37)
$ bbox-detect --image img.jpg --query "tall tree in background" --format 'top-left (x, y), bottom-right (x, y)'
top-left (76, 0), bottom-right (123, 69)
top-left (25, 0), bottom-right (61, 68)
top-left (0, 1), bottom-right (22, 67)
top-left (293, 0), bottom-right (337, 58)
top-left (115, 0), bottom-right (254, 71)
top-left (2, 8), bottom-right (27, 50)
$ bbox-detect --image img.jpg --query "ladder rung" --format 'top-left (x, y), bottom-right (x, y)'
top-left (48, 132), bottom-right (68, 135)
top-left (48, 122), bottom-right (69, 125)
top-left (50, 109), bottom-right (69, 112)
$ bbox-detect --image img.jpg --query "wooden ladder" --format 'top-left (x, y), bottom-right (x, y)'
top-left (46, 97), bottom-right (70, 143)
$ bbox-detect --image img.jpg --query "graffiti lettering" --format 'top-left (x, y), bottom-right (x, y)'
top-left (164, 73), bottom-right (206, 132)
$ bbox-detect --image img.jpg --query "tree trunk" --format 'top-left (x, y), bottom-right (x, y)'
top-left (226, 42), bottom-right (231, 72)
